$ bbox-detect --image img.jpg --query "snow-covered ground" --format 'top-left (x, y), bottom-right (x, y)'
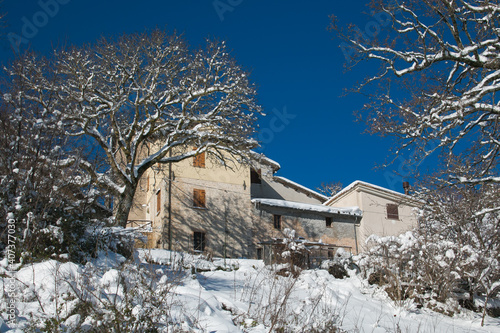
top-left (1, 249), bottom-right (499, 332)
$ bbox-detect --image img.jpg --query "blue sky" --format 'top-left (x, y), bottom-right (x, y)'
top-left (0, 0), bottom-right (413, 194)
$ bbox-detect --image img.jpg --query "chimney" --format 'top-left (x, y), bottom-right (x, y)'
top-left (402, 181), bottom-right (410, 195)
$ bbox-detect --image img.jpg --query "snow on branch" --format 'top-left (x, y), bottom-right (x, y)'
top-left (333, 0), bottom-right (500, 189)
top-left (6, 29), bottom-right (261, 226)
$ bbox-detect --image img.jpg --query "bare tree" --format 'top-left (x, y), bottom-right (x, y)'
top-left (418, 181), bottom-right (500, 324)
top-left (316, 181), bottom-right (343, 197)
top-left (0, 65), bottom-right (105, 261)
top-left (332, 0), bottom-right (500, 196)
top-left (4, 30), bottom-right (261, 227)
top-left (333, 2), bottom-right (500, 320)
top-left (361, 182), bottom-right (500, 322)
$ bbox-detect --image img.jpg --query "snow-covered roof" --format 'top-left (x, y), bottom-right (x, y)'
top-left (249, 151), bottom-right (281, 171)
top-left (272, 176), bottom-right (328, 202)
top-left (252, 198), bottom-right (362, 217)
top-left (324, 180), bottom-right (422, 207)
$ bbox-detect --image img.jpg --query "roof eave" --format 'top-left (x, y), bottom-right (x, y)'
top-left (325, 180), bottom-right (424, 207)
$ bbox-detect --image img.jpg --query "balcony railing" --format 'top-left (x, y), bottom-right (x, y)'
top-left (127, 219), bottom-right (153, 233)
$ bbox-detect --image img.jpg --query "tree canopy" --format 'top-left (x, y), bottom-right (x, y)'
top-left (332, 0), bottom-right (500, 194)
top-left (3, 29), bottom-right (261, 226)
top-left (334, 2), bottom-right (500, 320)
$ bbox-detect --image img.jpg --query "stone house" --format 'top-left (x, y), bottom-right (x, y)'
top-left (127, 151), bottom-right (419, 258)
top-left (249, 160), bottom-right (362, 257)
top-left (324, 181), bottom-right (422, 253)
top-left (127, 149), bottom-right (263, 258)
top-left (127, 149), bottom-right (359, 258)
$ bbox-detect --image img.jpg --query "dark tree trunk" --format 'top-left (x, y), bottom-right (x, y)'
top-left (114, 182), bottom-right (138, 228)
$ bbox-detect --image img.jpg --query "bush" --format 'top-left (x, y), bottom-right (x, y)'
top-left (19, 257), bottom-right (188, 333)
top-left (328, 264), bottom-right (348, 279)
top-left (358, 182), bottom-right (500, 323)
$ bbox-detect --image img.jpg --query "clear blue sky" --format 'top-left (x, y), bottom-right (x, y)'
top-left (0, 0), bottom-right (414, 194)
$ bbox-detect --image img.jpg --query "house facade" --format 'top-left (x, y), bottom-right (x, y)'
top-left (250, 160), bottom-right (362, 255)
top-left (127, 150), bottom-right (361, 258)
top-left (127, 152), bottom-right (419, 258)
top-left (324, 181), bottom-right (422, 253)
top-left (128, 150), bottom-right (261, 258)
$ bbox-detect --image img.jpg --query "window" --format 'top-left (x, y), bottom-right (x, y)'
top-left (250, 169), bottom-right (261, 184)
top-left (193, 149), bottom-right (205, 168)
top-left (156, 190), bottom-right (161, 214)
top-left (273, 214), bottom-right (281, 230)
top-left (386, 203), bottom-right (399, 220)
top-left (193, 232), bottom-right (206, 252)
top-left (193, 189), bottom-right (206, 208)
top-left (326, 217), bottom-right (332, 228)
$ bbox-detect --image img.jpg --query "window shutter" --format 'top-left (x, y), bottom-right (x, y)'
top-left (387, 203), bottom-right (399, 220)
top-left (193, 189), bottom-right (206, 208)
top-left (200, 189), bottom-right (206, 207)
top-left (193, 189), bottom-right (200, 207)
top-left (193, 147), bottom-right (205, 168)
top-left (156, 190), bottom-right (161, 213)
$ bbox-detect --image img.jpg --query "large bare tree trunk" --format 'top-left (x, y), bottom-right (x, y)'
top-left (114, 183), bottom-right (138, 228)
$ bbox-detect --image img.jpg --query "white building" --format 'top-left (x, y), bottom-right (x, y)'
top-left (324, 181), bottom-right (422, 253)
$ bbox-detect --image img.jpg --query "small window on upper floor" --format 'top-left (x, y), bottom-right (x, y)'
top-left (326, 217), bottom-right (333, 228)
top-left (386, 203), bottom-right (399, 220)
top-left (251, 169), bottom-right (261, 184)
top-left (193, 148), bottom-right (205, 168)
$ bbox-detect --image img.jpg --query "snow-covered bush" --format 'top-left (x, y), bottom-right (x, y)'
top-left (419, 183), bottom-right (500, 324)
top-left (75, 219), bottom-right (146, 263)
top-left (358, 232), bottom-right (422, 309)
top-left (359, 183), bottom-right (500, 323)
top-left (279, 228), bottom-right (307, 275)
top-left (3, 254), bottom-right (189, 333)
top-left (66, 260), bottom-right (187, 332)
top-left (0, 84), bottom-right (115, 264)
top-left (323, 248), bottom-right (355, 279)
